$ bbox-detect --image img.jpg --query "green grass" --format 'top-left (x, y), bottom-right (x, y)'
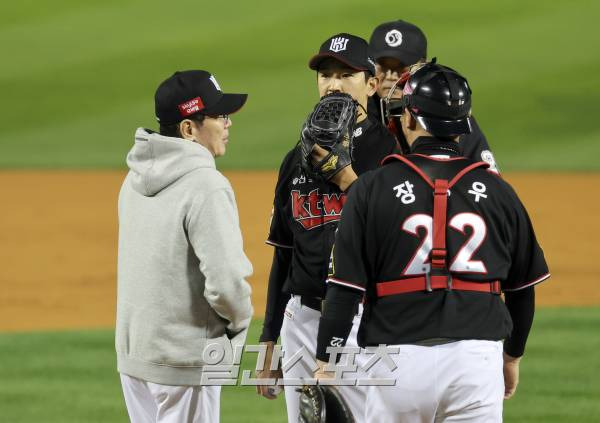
top-left (0, 0), bottom-right (598, 170)
top-left (0, 319), bottom-right (285, 422)
top-left (1, 309), bottom-right (599, 422)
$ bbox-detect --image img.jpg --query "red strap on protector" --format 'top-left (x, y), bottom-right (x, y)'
top-left (432, 179), bottom-right (449, 270)
top-left (376, 277), bottom-right (501, 296)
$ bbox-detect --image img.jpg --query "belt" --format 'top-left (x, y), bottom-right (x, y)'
top-left (299, 296), bottom-right (360, 315)
top-left (413, 338), bottom-right (457, 347)
top-left (376, 275), bottom-right (501, 297)
top-left (300, 296), bottom-right (323, 312)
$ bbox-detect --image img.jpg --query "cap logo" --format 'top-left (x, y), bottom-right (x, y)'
top-left (178, 97), bottom-right (205, 117)
top-left (385, 30), bottom-right (403, 47)
top-left (329, 37), bottom-right (349, 53)
top-left (209, 75), bottom-right (221, 91)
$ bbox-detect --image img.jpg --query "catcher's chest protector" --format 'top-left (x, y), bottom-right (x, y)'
top-left (378, 154), bottom-right (495, 294)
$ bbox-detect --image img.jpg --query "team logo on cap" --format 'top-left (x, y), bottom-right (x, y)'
top-left (385, 29), bottom-right (403, 47)
top-left (209, 75), bottom-right (221, 91)
top-left (330, 37), bottom-right (349, 53)
top-left (178, 97), bottom-right (205, 117)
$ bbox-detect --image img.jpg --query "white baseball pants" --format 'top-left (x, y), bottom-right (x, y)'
top-left (279, 295), bottom-right (367, 423)
top-left (120, 373), bottom-right (221, 423)
top-left (365, 340), bottom-right (504, 422)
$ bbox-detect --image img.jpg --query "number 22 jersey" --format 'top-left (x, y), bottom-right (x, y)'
top-left (328, 136), bottom-right (550, 346)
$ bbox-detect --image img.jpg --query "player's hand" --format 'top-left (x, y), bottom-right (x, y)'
top-left (311, 145), bottom-right (357, 191)
top-left (311, 144), bottom-right (329, 163)
top-left (313, 359), bottom-right (336, 381)
top-left (503, 352), bottom-right (521, 400)
top-left (255, 341), bottom-right (283, 399)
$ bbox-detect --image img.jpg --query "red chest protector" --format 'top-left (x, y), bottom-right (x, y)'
top-left (376, 154), bottom-right (501, 297)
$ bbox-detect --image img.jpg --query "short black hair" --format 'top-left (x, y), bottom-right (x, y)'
top-left (159, 114), bottom-right (206, 138)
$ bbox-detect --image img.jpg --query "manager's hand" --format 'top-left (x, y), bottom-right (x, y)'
top-left (255, 341), bottom-right (283, 400)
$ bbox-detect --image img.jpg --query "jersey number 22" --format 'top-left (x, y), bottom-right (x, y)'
top-left (402, 213), bottom-right (487, 275)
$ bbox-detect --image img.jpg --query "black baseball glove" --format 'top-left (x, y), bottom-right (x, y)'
top-left (300, 93), bottom-right (358, 181)
top-left (298, 385), bottom-right (356, 423)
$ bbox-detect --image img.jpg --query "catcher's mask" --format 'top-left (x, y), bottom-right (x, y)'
top-left (379, 61), bottom-right (425, 152)
top-left (379, 60), bottom-right (424, 126)
top-left (382, 58), bottom-right (473, 138)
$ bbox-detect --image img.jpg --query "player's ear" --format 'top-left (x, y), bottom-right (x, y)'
top-left (366, 73), bottom-right (378, 97)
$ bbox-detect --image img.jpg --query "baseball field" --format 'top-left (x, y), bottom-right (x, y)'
top-left (1, 0), bottom-right (599, 421)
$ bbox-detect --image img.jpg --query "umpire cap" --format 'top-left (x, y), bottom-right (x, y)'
top-left (399, 60), bottom-right (472, 137)
top-left (369, 20), bottom-right (427, 66)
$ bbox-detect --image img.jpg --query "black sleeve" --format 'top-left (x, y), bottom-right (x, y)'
top-left (266, 149), bottom-right (296, 248)
top-left (502, 184), bottom-right (550, 291)
top-left (503, 287), bottom-right (535, 357)
top-left (259, 247), bottom-right (292, 342)
top-left (316, 284), bottom-right (362, 362)
top-left (459, 115), bottom-right (500, 174)
top-left (266, 201), bottom-right (293, 248)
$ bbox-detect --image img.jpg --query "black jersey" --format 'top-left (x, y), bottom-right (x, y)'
top-left (266, 118), bottom-right (398, 298)
top-left (367, 95), bottom-right (498, 170)
top-left (327, 137), bottom-right (549, 347)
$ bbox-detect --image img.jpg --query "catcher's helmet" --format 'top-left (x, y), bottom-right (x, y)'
top-left (387, 59), bottom-right (473, 137)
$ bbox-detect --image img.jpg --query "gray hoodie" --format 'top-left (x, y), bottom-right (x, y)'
top-left (116, 128), bottom-right (253, 386)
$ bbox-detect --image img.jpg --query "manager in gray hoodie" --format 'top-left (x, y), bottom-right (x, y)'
top-left (116, 70), bottom-right (253, 423)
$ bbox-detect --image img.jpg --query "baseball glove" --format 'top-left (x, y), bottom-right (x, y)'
top-left (300, 93), bottom-right (358, 181)
top-left (298, 385), bottom-right (356, 423)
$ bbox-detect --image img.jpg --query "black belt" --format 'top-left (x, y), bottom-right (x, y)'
top-left (300, 296), bottom-right (323, 312)
top-left (299, 296), bottom-right (360, 315)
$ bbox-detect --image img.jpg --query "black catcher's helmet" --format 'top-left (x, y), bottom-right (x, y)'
top-left (385, 59), bottom-right (473, 137)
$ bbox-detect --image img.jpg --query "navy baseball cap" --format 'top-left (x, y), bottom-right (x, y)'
top-left (369, 20), bottom-right (427, 66)
top-left (308, 33), bottom-right (376, 76)
top-left (154, 70), bottom-right (247, 125)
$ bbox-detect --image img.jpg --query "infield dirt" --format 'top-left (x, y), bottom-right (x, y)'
top-left (0, 171), bottom-right (598, 332)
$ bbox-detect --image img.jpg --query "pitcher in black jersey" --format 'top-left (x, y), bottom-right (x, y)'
top-left (315, 61), bottom-right (549, 422)
top-left (255, 33), bottom-right (398, 422)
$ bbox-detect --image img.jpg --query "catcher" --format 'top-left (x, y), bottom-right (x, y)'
top-left (256, 33), bottom-right (399, 423)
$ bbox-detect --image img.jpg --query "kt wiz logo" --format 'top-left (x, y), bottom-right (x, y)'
top-left (329, 37), bottom-right (349, 52)
top-left (291, 189), bottom-right (346, 229)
